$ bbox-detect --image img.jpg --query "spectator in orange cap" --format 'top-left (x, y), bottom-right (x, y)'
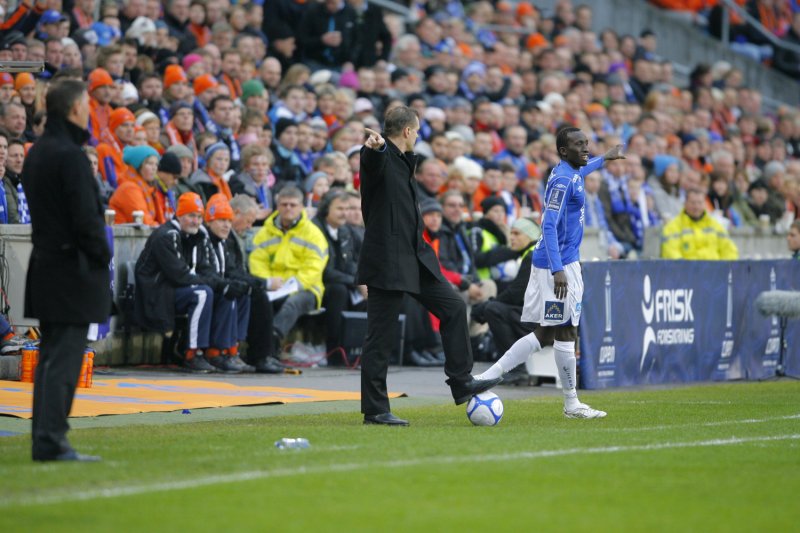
top-left (192, 73), bottom-right (218, 131)
top-left (109, 144), bottom-right (164, 226)
top-left (87, 67), bottom-right (115, 145)
top-left (96, 107), bottom-right (136, 188)
top-left (163, 64), bottom-right (190, 106)
top-left (14, 73), bottom-right (36, 130)
top-left (0, 73), bottom-right (14, 105)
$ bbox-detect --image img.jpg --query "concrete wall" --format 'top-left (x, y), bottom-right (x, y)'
top-left (0, 223), bottom-right (792, 364)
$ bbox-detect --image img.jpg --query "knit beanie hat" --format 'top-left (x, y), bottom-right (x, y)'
top-left (169, 101), bottom-right (193, 119)
top-left (204, 142), bottom-right (229, 164)
top-left (512, 217), bottom-right (541, 242)
top-left (14, 72), bottom-right (34, 91)
top-left (164, 64), bottom-right (188, 90)
top-left (304, 171), bottom-right (329, 194)
top-left (110, 107), bottom-right (136, 132)
top-left (88, 68), bottom-right (114, 93)
top-left (166, 143), bottom-right (194, 160)
top-left (158, 152), bottom-right (182, 175)
top-left (480, 195), bottom-right (505, 214)
top-left (241, 79), bottom-right (266, 101)
top-left (193, 73), bottom-right (218, 96)
top-left (205, 193), bottom-right (234, 221)
top-left (123, 145), bottom-right (159, 171)
top-left (420, 198), bottom-right (443, 215)
top-left (177, 192), bottom-right (204, 217)
top-left (653, 155), bottom-right (679, 178)
top-left (182, 53), bottom-right (203, 71)
top-left (274, 117), bottom-right (297, 140)
top-left (0, 73), bottom-right (13, 87)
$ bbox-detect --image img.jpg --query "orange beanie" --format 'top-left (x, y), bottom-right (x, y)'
top-left (204, 193), bottom-right (233, 222)
top-left (88, 68), bottom-right (114, 93)
top-left (164, 64), bottom-right (188, 90)
top-left (176, 192), bottom-right (204, 217)
top-left (14, 73), bottom-right (35, 91)
top-left (109, 107), bottom-right (136, 132)
top-left (193, 74), bottom-right (218, 96)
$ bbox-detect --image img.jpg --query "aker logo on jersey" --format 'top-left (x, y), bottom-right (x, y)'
top-left (547, 187), bottom-right (566, 210)
top-left (544, 300), bottom-right (565, 321)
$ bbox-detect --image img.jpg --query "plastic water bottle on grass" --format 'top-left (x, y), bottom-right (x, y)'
top-left (274, 438), bottom-right (310, 450)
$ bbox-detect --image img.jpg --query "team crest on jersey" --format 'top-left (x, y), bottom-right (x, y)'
top-left (547, 188), bottom-right (565, 210)
top-left (544, 300), bottom-right (565, 321)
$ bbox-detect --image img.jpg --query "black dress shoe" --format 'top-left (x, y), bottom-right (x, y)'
top-left (363, 412), bottom-right (410, 426)
top-left (255, 357), bottom-right (284, 374)
top-left (35, 450), bottom-right (102, 462)
top-left (451, 376), bottom-right (503, 405)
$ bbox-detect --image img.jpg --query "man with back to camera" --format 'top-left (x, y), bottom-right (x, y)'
top-left (358, 106), bottom-right (501, 426)
top-left (23, 79), bottom-right (111, 461)
top-left (475, 126), bottom-right (625, 419)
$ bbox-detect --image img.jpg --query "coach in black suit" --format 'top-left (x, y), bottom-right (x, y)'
top-left (357, 106), bottom-right (501, 426)
top-left (23, 80), bottom-right (112, 462)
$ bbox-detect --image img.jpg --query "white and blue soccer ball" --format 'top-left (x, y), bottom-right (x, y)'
top-left (466, 391), bottom-right (504, 426)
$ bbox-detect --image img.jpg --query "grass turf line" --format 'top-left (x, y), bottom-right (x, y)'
top-left (0, 381), bottom-right (798, 532)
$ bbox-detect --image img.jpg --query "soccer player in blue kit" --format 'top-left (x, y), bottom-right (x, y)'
top-left (476, 127), bottom-right (625, 418)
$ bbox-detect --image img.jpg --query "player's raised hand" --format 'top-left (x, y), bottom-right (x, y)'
top-left (364, 128), bottom-right (385, 150)
top-left (603, 144), bottom-right (626, 161)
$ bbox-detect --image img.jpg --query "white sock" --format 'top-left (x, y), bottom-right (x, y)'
top-left (475, 332), bottom-right (541, 380)
top-left (554, 340), bottom-right (580, 409)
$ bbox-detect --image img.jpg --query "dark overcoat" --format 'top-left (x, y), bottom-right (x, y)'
top-left (23, 117), bottom-right (112, 324)
top-left (356, 140), bottom-right (444, 292)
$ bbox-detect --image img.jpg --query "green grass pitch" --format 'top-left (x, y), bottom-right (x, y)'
top-left (1, 381), bottom-right (798, 532)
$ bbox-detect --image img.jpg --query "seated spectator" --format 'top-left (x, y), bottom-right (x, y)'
top-left (229, 194), bottom-right (284, 373)
top-left (304, 171), bottom-right (331, 213)
top-left (584, 171), bottom-right (624, 259)
top-left (661, 189), bottom-right (739, 260)
top-left (83, 146), bottom-right (114, 209)
top-left (189, 142), bottom-right (233, 202)
top-left (97, 107), bottom-right (136, 188)
top-left (748, 179), bottom-right (784, 223)
top-left (155, 152), bottom-right (183, 221)
top-left (438, 190), bottom-right (483, 299)
top-left (312, 189), bottom-right (366, 363)
top-left (202, 194), bottom-right (255, 373)
top-left (230, 144), bottom-right (275, 223)
top-left (599, 159), bottom-right (639, 256)
top-left (249, 185), bottom-right (328, 354)
top-left (471, 161), bottom-right (504, 213)
top-left (1, 131), bottom-right (30, 224)
top-left (271, 117), bottom-right (306, 191)
top-left (163, 102), bottom-right (198, 163)
top-left (470, 196), bottom-right (520, 292)
top-left (470, 217), bottom-right (541, 384)
top-left (109, 145), bottom-right (163, 226)
top-left (168, 144), bottom-right (202, 197)
top-left (707, 169), bottom-right (753, 228)
top-left (134, 192), bottom-right (239, 373)
top-left (648, 154), bottom-right (684, 222)
top-left (625, 171), bottom-right (659, 251)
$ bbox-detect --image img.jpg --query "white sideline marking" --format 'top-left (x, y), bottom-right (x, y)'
top-left (7, 433), bottom-right (800, 508)
top-left (595, 413), bottom-right (800, 433)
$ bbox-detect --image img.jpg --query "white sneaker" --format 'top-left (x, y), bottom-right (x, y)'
top-left (564, 402), bottom-right (607, 419)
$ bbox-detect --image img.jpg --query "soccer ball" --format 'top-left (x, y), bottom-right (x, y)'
top-left (466, 391), bottom-right (504, 426)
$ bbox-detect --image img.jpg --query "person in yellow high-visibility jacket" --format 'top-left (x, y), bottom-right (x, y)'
top-left (661, 189), bottom-right (739, 260)
top-left (249, 185), bottom-right (329, 349)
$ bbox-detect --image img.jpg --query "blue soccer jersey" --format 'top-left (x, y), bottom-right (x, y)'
top-left (532, 157), bottom-right (604, 273)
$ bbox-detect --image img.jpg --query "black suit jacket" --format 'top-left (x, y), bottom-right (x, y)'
top-left (357, 140), bottom-right (444, 293)
top-left (23, 118), bottom-right (112, 324)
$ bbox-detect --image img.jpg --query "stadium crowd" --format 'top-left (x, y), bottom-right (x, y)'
top-left (1, 0), bottom-right (800, 372)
